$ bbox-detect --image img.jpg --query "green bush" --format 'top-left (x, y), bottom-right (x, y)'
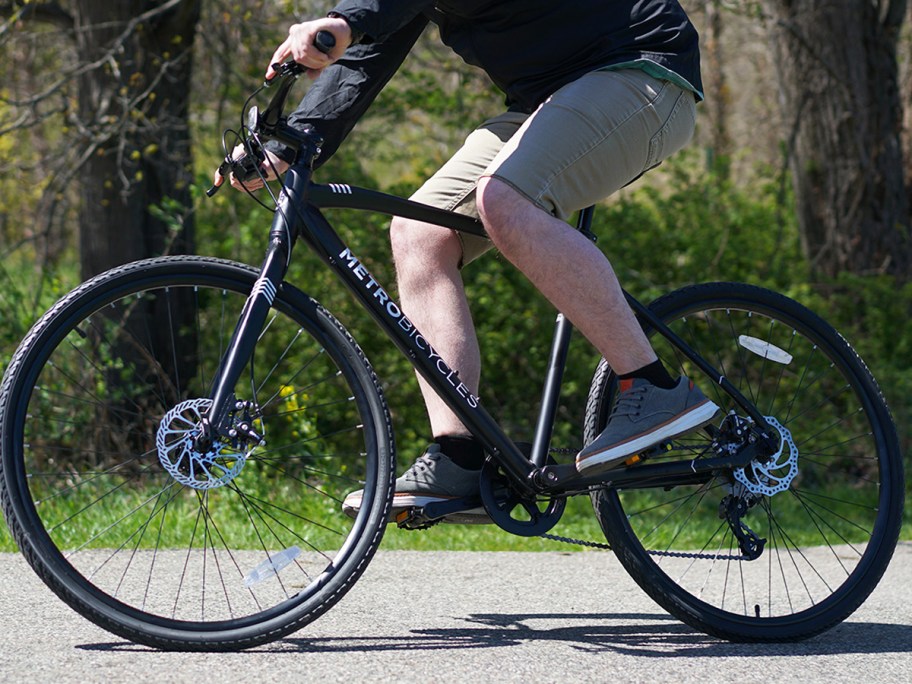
top-left (3, 143), bottom-right (908, 550)
top-left (188, 148), bottom-right (912, 495)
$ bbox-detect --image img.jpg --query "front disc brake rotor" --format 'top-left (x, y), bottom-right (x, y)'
top-left (156, 398), bottom-right (248, 490)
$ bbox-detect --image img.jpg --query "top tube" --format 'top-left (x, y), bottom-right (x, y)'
top-left (307, 183), bottom-right (488, 238)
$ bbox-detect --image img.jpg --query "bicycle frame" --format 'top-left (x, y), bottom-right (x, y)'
top-left (205, 145), bottom-right (776, 499)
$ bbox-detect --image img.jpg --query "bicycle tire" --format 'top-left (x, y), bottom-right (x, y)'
top-left (584, 282), bottom-right (903, 641)
top-left (0, 255), bottom-right (396, 651)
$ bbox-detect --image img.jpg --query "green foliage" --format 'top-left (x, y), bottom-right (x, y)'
top-left (805, 274), bottom-right (912, 509)
top-left (598, 154), bottom-right (805, 296)
top-left (1, 3), bottom-right (909, 551)
top-left (0, 256), bottom-right (77, 376)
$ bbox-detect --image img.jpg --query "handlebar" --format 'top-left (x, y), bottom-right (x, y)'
top-left (207, 30), bottom-right (337, 197)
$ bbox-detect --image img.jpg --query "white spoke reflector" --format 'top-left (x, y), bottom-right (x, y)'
top-left (738, 335), bottom-right (793, 365)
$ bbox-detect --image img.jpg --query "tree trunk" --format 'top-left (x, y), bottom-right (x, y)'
top-left (763, 0), bottom-right (911, 280)
top-left (71, 0), bottom-right (202, 401)
top-left (73, 0), bottom-right (201, 280)
top-left (703, 0), bottom-right (732, 176)
top-left (902, 3), bottom-right (912, 197)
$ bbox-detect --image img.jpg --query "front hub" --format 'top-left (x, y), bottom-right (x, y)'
top-left (156, 398), bottom-right (250, 490)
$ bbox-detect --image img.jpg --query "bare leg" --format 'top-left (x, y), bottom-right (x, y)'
top-left (391, 177), bottom-right (658, 438)
top-left (390, 216), bottom-right (480, 437)
top-left (476, 176), bottom-right (656, 373)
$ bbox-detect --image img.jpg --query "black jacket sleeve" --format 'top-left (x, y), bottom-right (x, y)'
top-left (265, 13), bottom-right (428, 168)
top-left (329, 0), bottom-right (435, 43)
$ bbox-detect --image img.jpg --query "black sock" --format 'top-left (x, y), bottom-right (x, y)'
top-left (619, 360), bottom-right (677, 390)
top-left (436, 435), bottom-right (486, 470)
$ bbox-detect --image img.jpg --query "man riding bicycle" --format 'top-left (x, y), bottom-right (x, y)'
top-left (216, 0), bottom-right (719, 522)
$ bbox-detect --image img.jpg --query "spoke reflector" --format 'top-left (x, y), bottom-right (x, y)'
top-left (738, 335), bottom-right (793, 364)
top-left (244, 546), bottom-right (302, 587)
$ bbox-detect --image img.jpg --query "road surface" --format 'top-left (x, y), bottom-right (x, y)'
top-left (1, 544), bottom-right (910, 683)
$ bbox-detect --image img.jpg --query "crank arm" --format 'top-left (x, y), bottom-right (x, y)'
top-left (395, 496), bottom-right (483, 530)
top-left (420, 496), bottom-right (484, 519)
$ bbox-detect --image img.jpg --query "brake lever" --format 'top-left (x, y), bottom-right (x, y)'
top-left (207, 160), bottom-right (232, 197)
top-left (207, 31), bottom-right (336, 198)
top-left (206, 143), bottom-right (266, 198)
top-left (266, 60), bottom-right (306, 83)
top-left (261, 30), bottom-right (337, 128)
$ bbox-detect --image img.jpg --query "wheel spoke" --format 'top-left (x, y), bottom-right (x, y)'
top-left (586, 283), bottom-right (901, 640)
top-left (1, 258), bottom-right (392, 648)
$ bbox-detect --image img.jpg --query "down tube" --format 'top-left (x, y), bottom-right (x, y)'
top-left (298, 204), bottom-right (535, 487)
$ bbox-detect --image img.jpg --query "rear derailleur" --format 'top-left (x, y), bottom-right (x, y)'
top-left (718, 486), bottom-right (766, 560)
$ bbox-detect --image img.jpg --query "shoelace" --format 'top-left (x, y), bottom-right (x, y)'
top-left (609, 385), bottom-right (648, 419)
top-left (404, 451), bottom-right (440, 476)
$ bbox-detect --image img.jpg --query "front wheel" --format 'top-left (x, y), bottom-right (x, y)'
top-left (0, 256), bottom-right (395, 650)
top-left (584, 282), bottom-right (903, 641)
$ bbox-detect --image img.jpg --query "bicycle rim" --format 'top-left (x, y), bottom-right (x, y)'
top-left (0, 256), bottom-right (394, 650)
top-left (585, 282), bottom-right (903, 641)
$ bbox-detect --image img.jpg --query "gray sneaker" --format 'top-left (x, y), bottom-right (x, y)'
top-left (577, 377), bottom-right (720, 474)
top-left (342, 444), bottom-right (490, 524)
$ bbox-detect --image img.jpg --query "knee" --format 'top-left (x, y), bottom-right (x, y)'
top-left (475, 176), bottom-right (507, 231)
top-left (390, 216), bottom-right (463, 282)
top-left (475, 177), bottom-right (525, 251)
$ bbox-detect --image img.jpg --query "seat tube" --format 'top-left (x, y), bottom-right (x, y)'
top-left (530, 313), bottom-right (573, 467)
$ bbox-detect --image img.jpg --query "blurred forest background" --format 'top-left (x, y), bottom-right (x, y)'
top-left (0, 1), bottom-right (910, 487)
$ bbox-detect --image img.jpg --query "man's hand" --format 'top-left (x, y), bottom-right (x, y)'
top-left (265, 17), bottom-right (352, 81)
top-left (212, 147), bottom-right (290, 193)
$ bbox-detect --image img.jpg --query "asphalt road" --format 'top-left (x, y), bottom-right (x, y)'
top-left (1, 544), bottom-right (910, 683)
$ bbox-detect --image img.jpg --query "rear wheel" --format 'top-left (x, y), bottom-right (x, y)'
top-left (585, 282), bottom-right (903, 641)
top-left (0, 256), bottom-right (395, 650)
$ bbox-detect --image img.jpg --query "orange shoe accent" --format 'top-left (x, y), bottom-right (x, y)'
top-left (619, 378), bottom-right (635, 393)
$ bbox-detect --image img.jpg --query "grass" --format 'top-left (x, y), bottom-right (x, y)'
top-left (0, 489), bottom-right (607, 554)
top-left (3, 481), bottom-right (908, 555)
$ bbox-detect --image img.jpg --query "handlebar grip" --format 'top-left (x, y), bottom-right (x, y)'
top-left (266, 31), bottom-right (337, 82)
top-left (314, 30), bottom-right (336, 54)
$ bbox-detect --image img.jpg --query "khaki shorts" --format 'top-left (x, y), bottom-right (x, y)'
top-left (409, 69), bottom-right (697, 266)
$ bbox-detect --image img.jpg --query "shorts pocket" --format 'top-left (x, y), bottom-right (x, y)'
top-left (645, 88), bottom-right (697, 169)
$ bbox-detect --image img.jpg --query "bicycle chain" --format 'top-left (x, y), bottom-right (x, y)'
top-left (538, 532), bottom-right (749, 560)
top-left (531, 448), bottom-right (750, 560)
top-left (539, 532), bottom-right (612, 550)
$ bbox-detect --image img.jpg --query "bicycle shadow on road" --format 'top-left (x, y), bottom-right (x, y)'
top-left (77, 612), bottom-right (912, 656)
top-left (274, 612), bottom-right (912, 657)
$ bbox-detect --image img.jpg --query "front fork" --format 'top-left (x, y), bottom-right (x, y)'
top-left (196, 188), bottom-right (302, 448)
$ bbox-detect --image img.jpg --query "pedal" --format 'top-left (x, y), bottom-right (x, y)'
top-left (395, 508), bottom-right (441, 531)
top-left (423, 496), bottom-right (483, 519)
top-left (394, 496), bottom-right (484, 530)
top-left (623, 440), bottom-right (673, 467)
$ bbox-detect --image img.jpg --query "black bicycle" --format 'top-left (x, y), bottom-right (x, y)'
top-left (0, 45), bottom-right (904, 651)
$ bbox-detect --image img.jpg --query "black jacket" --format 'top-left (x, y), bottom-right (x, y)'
top-left (275, 0), bottom-right (702, 165)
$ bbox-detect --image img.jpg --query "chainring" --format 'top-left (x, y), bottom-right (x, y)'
top-left (479, 457), bottom-right (565, 537)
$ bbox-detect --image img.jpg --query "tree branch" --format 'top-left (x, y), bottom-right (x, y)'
top-left (0, 2), bottom-right (74, 30)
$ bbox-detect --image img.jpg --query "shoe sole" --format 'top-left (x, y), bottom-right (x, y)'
top-left (576, 400), bottom-right (721, 474)
top-left (342, 492), bottom-right (491, 524)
